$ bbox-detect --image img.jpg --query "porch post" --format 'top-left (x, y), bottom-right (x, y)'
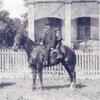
top-left (99, 3), bottom-right (100, 41)
top-left (28, 3), bottom-right (35, 41)
top-left (64, 2), bottom-right (72, 47)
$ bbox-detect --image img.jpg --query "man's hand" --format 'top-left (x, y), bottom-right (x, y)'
top-left (50, 48), bottom-right (53, 51)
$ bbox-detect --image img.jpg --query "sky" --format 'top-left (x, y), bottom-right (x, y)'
top-left (3, 0), bottom-right (27, 18)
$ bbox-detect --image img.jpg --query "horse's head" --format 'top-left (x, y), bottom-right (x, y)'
top-left (12, 33), bottom-right (24, 51)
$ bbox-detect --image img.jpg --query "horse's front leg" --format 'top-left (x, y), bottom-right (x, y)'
top-left (38, 69), bottom-right (43, 90)
top-left (37, 64), bottom-right (43, 90)
top-left (32, 67), bottom-right (37, 90)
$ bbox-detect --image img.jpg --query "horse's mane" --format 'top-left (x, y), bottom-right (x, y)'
top-left (20, 34), bottom-right (41, 56)
top-left (22, 35), bottom-right (39, 47)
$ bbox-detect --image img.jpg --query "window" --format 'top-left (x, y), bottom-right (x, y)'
top-left (77, 17), bottom-right (90, 40)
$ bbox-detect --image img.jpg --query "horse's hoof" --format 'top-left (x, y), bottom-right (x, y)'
top-left (69, 86), bottom-right (75, 91)
top-left (69, 82), bottom-right (76, 91)
top-left (32, 88), bottom-right (36, 90)
top-left (32, 86), bottom-right (36, 90)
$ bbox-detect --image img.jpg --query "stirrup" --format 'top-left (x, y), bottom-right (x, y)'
top-left (43, 60), bottom-right (48, 65)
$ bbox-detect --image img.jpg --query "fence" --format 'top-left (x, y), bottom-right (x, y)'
top-left (0, 49), bottom-right (100, 79)
top-left (76, 50), bottom-right (100, 79)
top-left (0, 49), bottom-right (67, 79)
top-left (0, 49), bottom-right (29, 79)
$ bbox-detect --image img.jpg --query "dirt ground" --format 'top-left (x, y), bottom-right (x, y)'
top-left (0, 76), bottom-right (100, 100)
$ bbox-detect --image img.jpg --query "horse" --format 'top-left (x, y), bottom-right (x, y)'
top-left (12, 33), bottom-right (76, 90)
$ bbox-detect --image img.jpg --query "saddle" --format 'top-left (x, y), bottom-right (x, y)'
top-left (50, 48), bottom-right (63, 59)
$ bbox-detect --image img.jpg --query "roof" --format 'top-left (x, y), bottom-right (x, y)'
top-left (24, 0), bottom-right (100, 4)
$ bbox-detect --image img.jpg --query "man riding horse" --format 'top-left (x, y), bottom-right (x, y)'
top-left (30, 24), bottom-right (63, 66)
top-left (53, 27), bottom-right (63, 59)
top-left (41, 24), bottom-right (62, 64)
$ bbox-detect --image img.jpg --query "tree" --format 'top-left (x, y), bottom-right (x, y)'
top-left (0, 10), bottom-right (28, 47)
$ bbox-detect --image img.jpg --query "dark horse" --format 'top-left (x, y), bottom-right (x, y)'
top-left (12, 33), bottom-right (76, 90)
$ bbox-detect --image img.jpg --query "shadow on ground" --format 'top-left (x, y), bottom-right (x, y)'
top-left (0, 82), bottom-right (16, 89)
top-left (43, 83), bottom-right (87, 90)
top-left (43, 84), bottom-right (69, 90)
top-left (76, 84), bottom-right (87, 89)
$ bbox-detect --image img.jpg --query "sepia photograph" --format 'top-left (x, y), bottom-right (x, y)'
top-left (0, 0), bottom-right (100, 100)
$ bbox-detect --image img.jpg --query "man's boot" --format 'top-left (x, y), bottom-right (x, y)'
top-left (56, 50), bottom-right (63, 59)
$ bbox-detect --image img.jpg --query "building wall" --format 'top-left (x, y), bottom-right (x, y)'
top-left (0, 0), bottom-right (3, 11)
top-left (90, 18), bottom-right (99, 40)
top-left (34, 3), bottom-right (64, 20)
top-left (71, 2), bottom-right (98, 19)
top-left (25, 0), bottom-right (100, 48)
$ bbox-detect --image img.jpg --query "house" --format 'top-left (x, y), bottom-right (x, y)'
top-left (24, 0), bottom-right (100, 49)
top-left (0, 0), bottom-right (2, 11)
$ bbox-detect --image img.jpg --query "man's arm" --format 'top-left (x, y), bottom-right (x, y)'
top-left (41, 34), bottom-right (46, 45)
top-left (50, 30), bottom-right (56, 48)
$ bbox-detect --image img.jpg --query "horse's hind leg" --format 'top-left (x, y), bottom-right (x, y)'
top-left (73, 69), bottom-right (76, 85)
top-left (70, 65), bottom-right (76, 89)
top-left (63, 63), bottom-right (76, 89)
